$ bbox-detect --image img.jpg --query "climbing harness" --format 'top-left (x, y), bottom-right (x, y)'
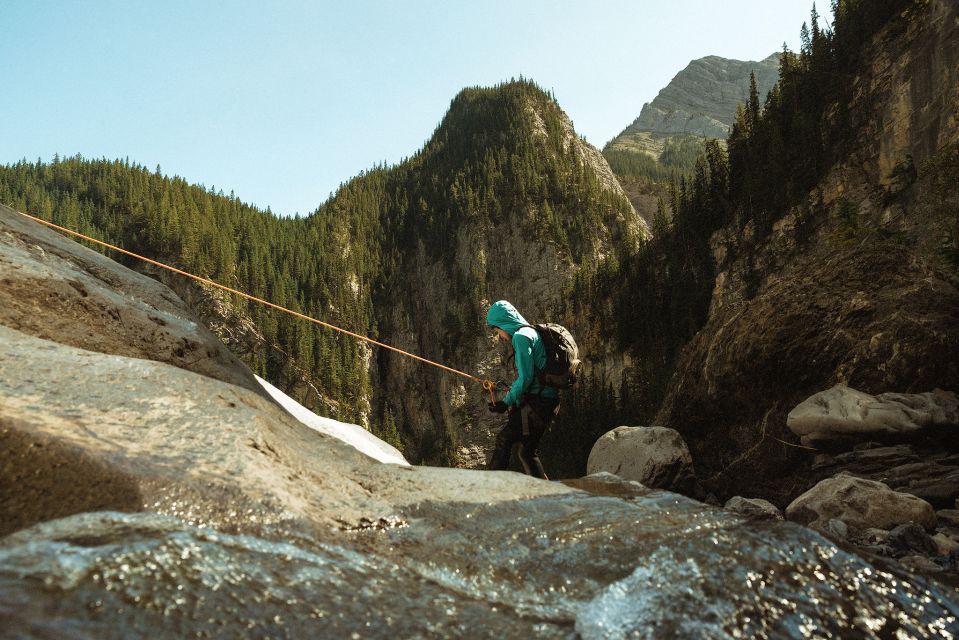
top-left (482, 379), bottom-right (496, 404)
top-left (14, 210), bottom-right (497, 398)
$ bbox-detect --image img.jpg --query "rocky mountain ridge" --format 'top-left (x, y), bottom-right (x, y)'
top-left (606, 53), bottom-right (780, 160)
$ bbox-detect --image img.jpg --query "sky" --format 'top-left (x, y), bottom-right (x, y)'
top-left (1, 1), bottom-right (822, 217)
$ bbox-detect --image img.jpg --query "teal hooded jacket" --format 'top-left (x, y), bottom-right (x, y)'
top-left (486, 300), bottom-right (559, 407)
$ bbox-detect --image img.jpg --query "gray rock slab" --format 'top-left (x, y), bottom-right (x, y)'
top-left (0, 324), bottom-right (572, 537)
top-left (0, 204), bottom-right (264, 396)
top-left (788, 384), bottom-right (959, 446)
top-left (586, 426), bottom-right (698, 494)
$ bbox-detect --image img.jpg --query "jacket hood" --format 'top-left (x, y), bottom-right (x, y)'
top-left (486, 300), bottom-right (529, 336)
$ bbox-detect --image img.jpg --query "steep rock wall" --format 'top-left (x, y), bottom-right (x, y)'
top-left (655, 0), bottom-right (959, 503)
top-left (378, 100), bottom-right (646, 467)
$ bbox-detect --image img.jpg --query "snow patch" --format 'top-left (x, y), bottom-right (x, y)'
top-left (255, 375), bottom-right (409, 466)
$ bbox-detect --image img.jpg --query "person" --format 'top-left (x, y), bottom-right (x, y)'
top-left (485, 300), bottom-right (560, 479)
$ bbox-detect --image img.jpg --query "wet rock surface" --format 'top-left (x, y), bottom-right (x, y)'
top-left (4, 494), bottom-right (959, 639)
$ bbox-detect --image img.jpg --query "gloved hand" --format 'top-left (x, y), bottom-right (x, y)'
top-left (487, 400), bottom-right (508, 414)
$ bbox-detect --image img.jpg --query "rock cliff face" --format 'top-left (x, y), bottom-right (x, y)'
top-left (655, 0), bottom-right (959, 502)
top-left (607, 54), bottom-right (780, 158)
top-left (376, 92), bottom-right (647, 468)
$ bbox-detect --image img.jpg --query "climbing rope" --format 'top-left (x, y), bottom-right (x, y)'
top-left (14, 210), bottom-right (497, 402)
top-left (772, 436), bottom-right (819, 452)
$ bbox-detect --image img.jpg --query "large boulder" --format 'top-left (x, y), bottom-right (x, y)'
top-left (785, 473), bottom-right (936, 533)
top-left (586, 426), bottom-right (698, 495)
top-left (788, 384), bottom-right (959, 447)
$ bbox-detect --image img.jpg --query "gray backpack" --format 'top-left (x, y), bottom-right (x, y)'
top-left (530, 323), bottom-right (581, 389)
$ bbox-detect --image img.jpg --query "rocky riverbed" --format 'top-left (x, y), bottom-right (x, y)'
top-left (588, 384), bottom-right (959, 586)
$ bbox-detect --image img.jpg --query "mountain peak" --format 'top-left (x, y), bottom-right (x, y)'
top-left (606, 53), bottom-right (780, 159)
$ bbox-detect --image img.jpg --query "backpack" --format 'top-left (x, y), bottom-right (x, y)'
top-left (529, 323), bottom-right (581, 389)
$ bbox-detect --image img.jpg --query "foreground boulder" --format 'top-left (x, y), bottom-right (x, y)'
top-left (587, 426), bottom-right (698, 495)
top-left (786, 474), bottom-right (936, 533)
top-left (788, 384), bottom-right (959, 447)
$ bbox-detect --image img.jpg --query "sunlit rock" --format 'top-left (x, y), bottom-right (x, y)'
top-left (586, 426), bottom-right (698, 495)
top-left (786, 474), bottom-right (936, 533)
top-left (787, 384), bottom-right (959, 447)
top-left (561, 472), bottom-right (652, 498)
top-left (0, 204), bottom-right (263, 396)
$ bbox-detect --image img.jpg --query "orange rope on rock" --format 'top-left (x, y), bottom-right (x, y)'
top-left (15, 210), bottom-right (495, 392)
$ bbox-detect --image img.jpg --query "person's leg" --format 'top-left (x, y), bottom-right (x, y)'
top-left (511, 442), bottom-right (530, 474)
top-left (487, 409), bottom-right (522, 470)
top-left (516, 434), bottom-right (547, 478)
top-left (515, 399), bottom-right (559, 479)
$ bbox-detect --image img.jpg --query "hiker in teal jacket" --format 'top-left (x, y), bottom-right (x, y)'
top-left (485, 300), bottom-right (559, 479)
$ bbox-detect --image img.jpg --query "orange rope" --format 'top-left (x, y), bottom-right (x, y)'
top-left (15, 210), bottom-right (496, 393)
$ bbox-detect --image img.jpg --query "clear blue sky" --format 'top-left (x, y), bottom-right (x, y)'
top-left (1, 1), bottom-right (821, 216)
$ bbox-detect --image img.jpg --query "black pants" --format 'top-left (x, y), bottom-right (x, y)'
top-left (488, 397), bottom-right (559, 479)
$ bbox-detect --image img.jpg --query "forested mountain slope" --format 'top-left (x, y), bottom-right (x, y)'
top-left (0, 80), bottom-right (644, 468)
